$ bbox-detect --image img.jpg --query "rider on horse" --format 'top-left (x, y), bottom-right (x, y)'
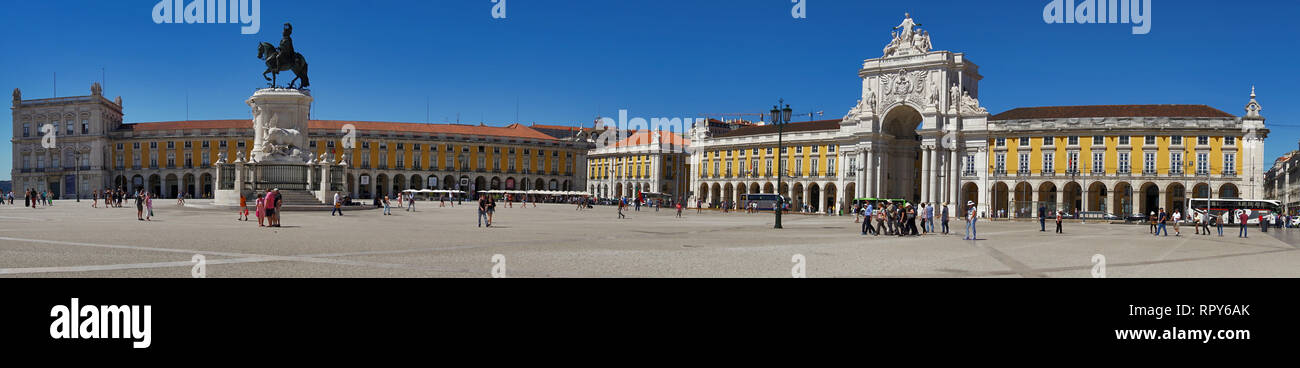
top-left (277, 23), bottom-right (295, 69)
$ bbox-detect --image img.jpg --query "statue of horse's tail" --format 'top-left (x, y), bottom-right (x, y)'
top-left (299, 56), bottom-right (310, 88)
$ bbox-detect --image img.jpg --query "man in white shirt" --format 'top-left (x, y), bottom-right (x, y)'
top-left (332, 192), bottom-right (343, 216)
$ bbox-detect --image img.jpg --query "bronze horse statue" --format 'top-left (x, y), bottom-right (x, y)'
top-left (257, 42), bottom-right (310, 89)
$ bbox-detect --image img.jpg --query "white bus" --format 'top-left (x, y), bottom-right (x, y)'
top-left (742, 194), bottom-right (788, 211)
top-left (1186, 198), bottom-right (1281, 225)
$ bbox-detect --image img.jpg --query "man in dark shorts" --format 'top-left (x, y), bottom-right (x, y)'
top-left (478, 194), bottom-right (490, 227)
top-left (273, 188), bottom-right (283, 227)
top-left (263, 189), bottom-right (276, 227)
top-left (135, 189), bottom-right (144, 221)
top-left (486, 194), bottom-right (496, 227)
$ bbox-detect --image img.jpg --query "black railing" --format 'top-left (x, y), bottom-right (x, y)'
top-left (254, 165), bottom-right (309, 191)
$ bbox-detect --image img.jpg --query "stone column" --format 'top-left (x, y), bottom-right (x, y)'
top-left (234, 160), bottom-right (245, 194)
top-left (921, 147), bottom-right (931, 204)
top-left (876, 148), bottom-right (886, 198)
top-left (932, 146), bottom-right (941, 204)
top-left (865, 148), bottom-right (875, 198)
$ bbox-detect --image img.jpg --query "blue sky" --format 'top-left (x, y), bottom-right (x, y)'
top-left (2, 0), bottom-right (1297, 180)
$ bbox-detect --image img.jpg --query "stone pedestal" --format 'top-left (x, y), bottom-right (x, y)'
top-left (248, 88), bottom-right (314, 164)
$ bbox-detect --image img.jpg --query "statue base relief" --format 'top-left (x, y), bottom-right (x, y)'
top-left (249, 88), bottom-right (314, 164)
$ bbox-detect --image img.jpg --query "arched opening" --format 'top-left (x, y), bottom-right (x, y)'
top-left (410, 175), bottom-right (423, 190)
top-left (165, 174), bottom-right (179, 198)
top-left (764, 182), bottom-right (775, 194)
top-left (1062, 182), bottom-right (1082, 214)
top-left (961, 182), bottom-right (980, 216)
top-left (132, 175), bottom-right (145, 192)
top-left (698, 183), bottom-right (708, 204)
top-left (491, 177), bottom-right (502, 190)
top-left (881, 104), bottom-right (923, 202)
top-left (115, 175), bottom-right (127, 191)
top-left (992, 182), bottom-right (1009, 218)
top-left (808, 183), bottom-right (822, 213)
top-left (1218, 183), bottom-right (1239, 199)
top-left (1139, 182), bottom-right (1159, 217)
top-left (823, 183), bottom-right (837, 214)
top-left (1013, 182), bottom-right (1033, 218)
top-left (376, 174), bottom-right (389, 198)
top-left (443, 175), bottom-right (456, 190)
top-left (792, 182), bottom-right (805, 212)
top-left (1113, 182), bottom-right (1133, 217)
top-left (1192, 183), bottom-right (1211, 199)
top-left (535, 178), bottom-right (545, 191)
top-left (843, 182), bottom-right (856, 212)
top-left (1038, 182), bottom-right (1058, 213)
top-left (199, 173), bottom-right (213, 198)
top-left (393, 174), bottom-right (406, 195)
top-left (183, 173), bottom-right (196, 198)
top-left (474, 176), bottom-right (487, 197)
top-left (148, 174), bottom-right (162, 197)
top-left (735, 182), bottom-right (747, 205)
top-left (724, 183), bottom-right (735, 208)
top-left (710, 183), bottom-right (721, 206)
top-left (1166, 183), bottom-right (1186, 215)
top-left (1088, 182), bottom-right (1108, 212)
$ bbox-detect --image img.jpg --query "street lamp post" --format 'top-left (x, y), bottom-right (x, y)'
top-left (772, 101), bottom-right (792, 229)
top-left (74, 151), bottom-right (80, 202)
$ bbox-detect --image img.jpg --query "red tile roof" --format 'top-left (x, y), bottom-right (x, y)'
top-left (713, 120), bottom-right (841, 138)
top-left (608, 131), bottom-right (691, 148)
top-left (992, 105), bottom-right (1235, 120)
top-left (120, 120), bottom-right (559, 140)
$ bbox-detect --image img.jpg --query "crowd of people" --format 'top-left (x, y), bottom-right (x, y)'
top-left (853, 201), bottom-right (954, 238)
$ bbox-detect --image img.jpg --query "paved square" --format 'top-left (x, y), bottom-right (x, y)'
top-left (1, 200), bottom-right (1298, 278)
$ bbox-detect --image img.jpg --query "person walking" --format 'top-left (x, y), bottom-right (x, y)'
top-left (906, 204), bottom-right (919, 236)
top-left (675, 202), bottom-right (683, 218)
top-left (256, 195), bottom-right (266, 227)
top-left (273, 188), bottom-right (283, 227)
top-left (1155, 208), bottom-right (1169, 236)
top-left (239, 192), bottom-right (250, 221)
top-left (1200, 211), bottom-right (1210, 236)
top-left (263, 189), bottom-right (277, 226)
top-left (1055, 209), bottom-right (1064, 234)
top-left (486, 194), bottom-right (496, 226)
top-left (332, 192), bottom-right (344, 216)
top-left (477, 194), bottom-right (489, 227)
top-left (1038, 204), bottom-right (1047, 232)
top-left (135, 189), bottom-right (145, 221)
top-left (941, 202), bottom-right (950, 235)
top-left (1149, 211), bottom-right (1157, 234)
top-left (1193, 211), bottom-right (1202, 235)
top-left (862, 203), bottom-right (877, 236)
top-left (144, 191), bottom-right (154, 221)
top-left (406, 192), bottom-right (416, 212)
top-left (618, 199), bottom-right (627, 219)
top-left (1238, 211), bottom-right (1249, 238)
top-left (926, 203), bottom-right (936, 233)
top-left (382, 195), bottom-right (392, 216)
top-left (1172, 210), bottom-right (1182, 236)
top-left (1216, 212), bottom-right (1224, 237)
top-left (964, 201), bottom-right (978, 240)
